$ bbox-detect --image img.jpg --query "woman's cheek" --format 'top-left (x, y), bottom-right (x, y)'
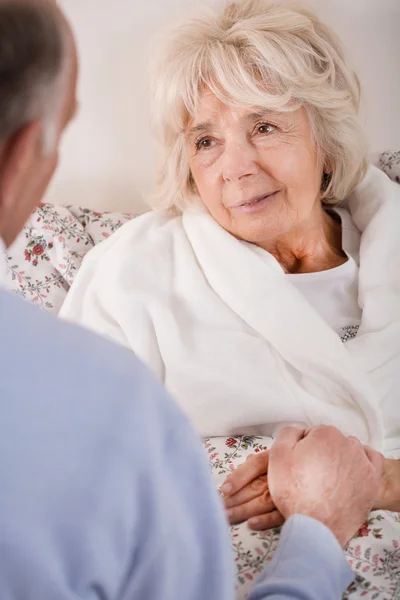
top-left (200, 146), bottom-right (223, 169)
top-left (192, 164), bottom-right (221, 200)
top-left (268, 146), bottom-right (309, 185)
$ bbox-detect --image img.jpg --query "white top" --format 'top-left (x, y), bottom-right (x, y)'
top-left (249, 207), bottom-right (362, 342)
top-left (60, 166), bottom-right (400, 452)
top-left (287, 208), bottom-right (362, 343)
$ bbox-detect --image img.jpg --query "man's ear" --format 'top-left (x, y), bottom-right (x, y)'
top-left (0, 121), bottom-right (42, 221)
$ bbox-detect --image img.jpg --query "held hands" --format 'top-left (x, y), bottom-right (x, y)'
top-left (222, 426), bottom-right (384, 547)
top-left (222, 450), bottom-right (284, 531)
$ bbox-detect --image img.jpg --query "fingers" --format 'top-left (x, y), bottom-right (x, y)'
top-left (348, 437), bottom-right (384, 477)
top-left (269, 426), bottom-right (305, 467)
top-left (248, 510), bottom-right (285, 531)
top-left (303, 427), bottom-right (313, 437)
top-left (220, 450), bottom-right (269, 497)
top-left (348, 435), bottom-right (361, 445)
top-left (224, 474), bottom-right (269, 509)
top-left (226, 489), bottom-right (275, 525)
top-left (273, 426), bottom-right (306, 450)
top-left (363, 445), bottom-right (384, 476)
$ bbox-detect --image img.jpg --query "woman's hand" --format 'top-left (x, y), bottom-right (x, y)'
top-left (220, 435), bottom-right (399, 531)
top-left (373, 459), bottom-right (400, 512)
top-left (221, 450), bottom-right (284, 530)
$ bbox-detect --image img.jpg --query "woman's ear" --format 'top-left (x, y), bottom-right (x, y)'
top-left (321, 171), bottom-right (332, 192)
top-left (0, 120), bottom-right (42, 220)
top-left (320, 158), bottom-right (333, 193)
top-left (322, 157), bottom-right (333, 175)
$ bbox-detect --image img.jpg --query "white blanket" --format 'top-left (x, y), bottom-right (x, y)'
top-left (60, 166), bottom-right (400, 454)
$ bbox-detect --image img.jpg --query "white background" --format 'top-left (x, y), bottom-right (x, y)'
top-left (50, 0), bottom-right (400, 213)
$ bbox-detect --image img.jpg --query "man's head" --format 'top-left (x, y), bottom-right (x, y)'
top-left (0, 0), bottom-right (78, 247)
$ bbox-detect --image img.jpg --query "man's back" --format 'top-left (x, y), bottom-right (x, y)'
top-left (0, 288), bottom-right (234, 600)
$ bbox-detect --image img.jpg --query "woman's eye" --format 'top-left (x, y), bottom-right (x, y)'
top-left (195, 137), bottom-right (214, 151)
top-left (257, 123), bottom-right (276, 135)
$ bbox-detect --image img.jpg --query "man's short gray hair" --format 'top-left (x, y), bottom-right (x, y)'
top-left (0, 0), bottom-right (67, 145)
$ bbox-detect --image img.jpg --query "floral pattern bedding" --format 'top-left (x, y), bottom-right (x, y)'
top-left (3, 203), bottom-right (133, 312)
top-left (380, 151), bottom-right (400, 185)
top-left (2, 151), bottom-right (400, 600)
top-left (205, 436), bottom-right (400, 600)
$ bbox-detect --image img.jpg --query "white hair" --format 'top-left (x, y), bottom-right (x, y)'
top-left (41, 116), bottom-right (60, 156)
top-left (40, 73), bottom-right (69, 155)
top-left (149, 0), bottom-right (369, 212)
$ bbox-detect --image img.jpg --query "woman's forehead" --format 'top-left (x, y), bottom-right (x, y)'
top-left (185, 90), bottom-right (300, 131)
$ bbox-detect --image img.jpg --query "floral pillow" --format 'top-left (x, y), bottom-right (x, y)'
top-left (379, 151), bottom-right (400, 184)
top-left (3, 203), bottom-right (134, 313)
top-left (205, 435), bottom-right (400, 600)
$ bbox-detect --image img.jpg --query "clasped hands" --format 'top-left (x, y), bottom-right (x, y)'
top-left (221, 426), bottom-right (399, 547)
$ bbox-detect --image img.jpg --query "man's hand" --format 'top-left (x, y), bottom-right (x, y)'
top-left (267, 426), bottom-right (384, 547)
top-left (221, 451), bottom-right (284, 530)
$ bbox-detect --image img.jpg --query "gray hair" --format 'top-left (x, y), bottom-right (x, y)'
top-left (149, 0), bottom-right (369, 212)
top-left (0, 0), bottom-right (68, 148)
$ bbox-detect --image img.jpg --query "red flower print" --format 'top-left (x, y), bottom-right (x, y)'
top-left (32, 260), bottom-right (38, 267)
top-left (225, 437), bottom-right (237, 448)
top-left (357, 523), bottom-right (370, 537)
top-left (32, 244), bottom-right (44, 256)
top-left (24, 249), bottom-right (31, 262)
top-left (362, 566), bottom-right (370, 573)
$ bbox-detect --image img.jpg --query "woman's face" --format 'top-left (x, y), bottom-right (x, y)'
top-left (185, 90), bottom-right (325, 245)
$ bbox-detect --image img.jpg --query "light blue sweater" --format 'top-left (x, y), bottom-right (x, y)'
top-left (0, 287), bottom-right (353, 599)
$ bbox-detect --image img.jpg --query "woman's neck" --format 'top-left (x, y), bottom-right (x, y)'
top-left (258, 206), bottom-right (347, 274)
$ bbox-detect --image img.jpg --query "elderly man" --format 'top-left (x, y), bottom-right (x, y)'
top-left (0, 1), bottom-right (383, 599)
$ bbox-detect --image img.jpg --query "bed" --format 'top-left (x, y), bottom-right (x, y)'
top-left (3, 151), bottom-right (400, 600)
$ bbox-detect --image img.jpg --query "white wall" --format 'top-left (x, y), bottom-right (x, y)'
top-left (47, 0), bottom-right (400, 213)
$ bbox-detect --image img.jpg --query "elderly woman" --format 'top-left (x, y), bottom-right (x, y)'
top-left (61, 0), bottom-right (400, 522)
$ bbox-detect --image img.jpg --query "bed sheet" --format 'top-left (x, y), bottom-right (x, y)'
top-left (204, 436), bottom-right (400, 600)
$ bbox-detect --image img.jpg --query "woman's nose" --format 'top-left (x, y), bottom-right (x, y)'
top-left (221, 141), bottom-right (259, 183)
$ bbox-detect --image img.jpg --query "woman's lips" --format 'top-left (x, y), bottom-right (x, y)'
top-left (232, 191), bottom-right (279, 214)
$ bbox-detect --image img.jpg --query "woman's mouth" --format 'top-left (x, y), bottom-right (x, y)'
top-left (233, 191), bottom-right (279, 214)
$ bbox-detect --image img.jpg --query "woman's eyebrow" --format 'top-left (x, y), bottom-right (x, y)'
top-left (185, 110), bottom-right (285, 138)
top-left (245, 109), bottom-right (279, 122)
top-left (186, 120), bottom-right (213, 138)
